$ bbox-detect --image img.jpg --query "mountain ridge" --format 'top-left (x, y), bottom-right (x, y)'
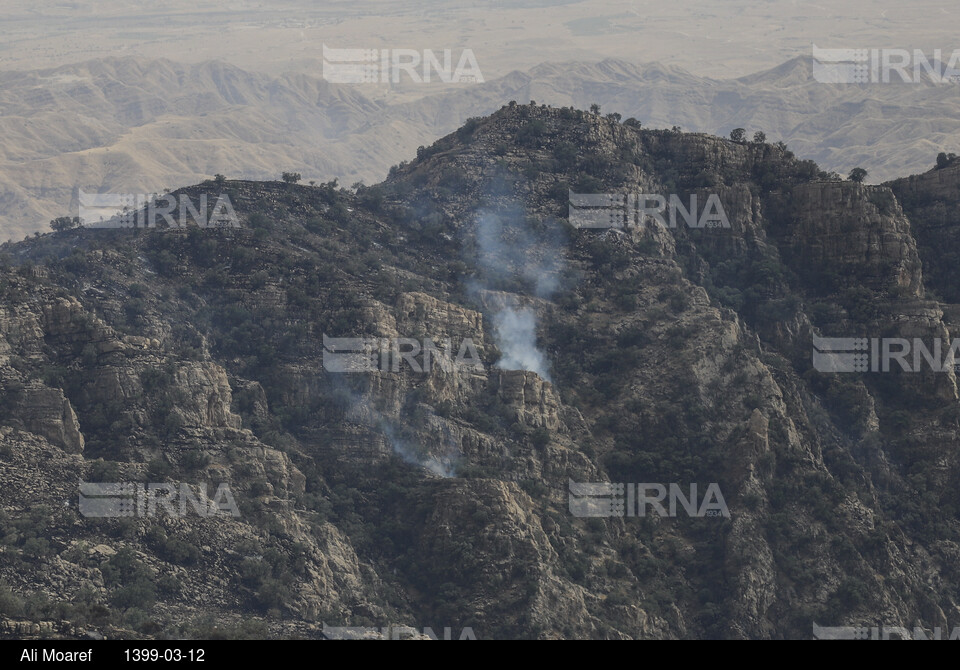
top-left (4, 54), bottom-right (960, 242)
top-left (2, 104), bottom-right (960, 638)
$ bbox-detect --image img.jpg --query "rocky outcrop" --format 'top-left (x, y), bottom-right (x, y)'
top-left (888, 164), bottom-right (960, 302)
top-left (495, 370), bottom-right (563, 431)
top-left (13, 382), bottom-right (85, 453)
top-left (173, 362), bottom-right (243, 430)
top-left (786, 181), bottom-right (923, 297)
top-left (395, 292), bottom-right (485, 347)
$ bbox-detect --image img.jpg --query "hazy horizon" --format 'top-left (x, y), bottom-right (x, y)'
top-left (2, 0), bottom-right (959, 81)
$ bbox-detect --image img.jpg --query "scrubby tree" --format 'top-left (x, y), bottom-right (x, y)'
top-left (590, 103), bottom-right (601, 114)
top-left (531, 427), bottom-right (551, 449)
top-left (936, 152), bottom-right (958, 170)
top-left (214, 174), bottom-right (226, 187)
top-left (753, 131), bottom-right (767, 144)
top-left (281, 172), bottom-right (302, 185)
top-left (730, 128), bottom-right (747, 143)
top-left (50, 216), bottom-right (81, 232)
top-left (848, 167), bottom-right (869, 183)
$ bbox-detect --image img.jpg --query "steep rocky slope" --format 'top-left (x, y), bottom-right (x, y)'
top-left (1, 104), bottom-right (960, 639)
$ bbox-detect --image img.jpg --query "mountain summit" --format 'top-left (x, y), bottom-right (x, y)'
top-left (2, 104), bottom-right (960, 639)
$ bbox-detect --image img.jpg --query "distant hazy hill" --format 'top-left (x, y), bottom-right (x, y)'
top-left (2, 55), bottom-right (959, 240)
top-left (0, 57), bottom-right (401, 241)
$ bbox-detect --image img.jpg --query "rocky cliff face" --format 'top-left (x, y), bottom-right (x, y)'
top-left (888, 164), bottom-right (960, 304)
top-left (1, 104), bottom-right (960, 639)
top-left (784, 182), bottom-right (923, 297)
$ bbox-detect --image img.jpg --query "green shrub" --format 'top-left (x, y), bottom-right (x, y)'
top-left (0, 583), bottom-right (25, 617)
top-left (530, 428), bottom-right (551, 449)
top-left (110, 582), bottom-right (156, 610)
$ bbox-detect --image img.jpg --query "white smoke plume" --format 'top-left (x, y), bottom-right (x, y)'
top-left (336, 385), bottom-right (457, 477)
top-left (380, 417), bottom-right (456, 478)
top-left (471, 204), bottom-right (566, 381)
top-left (491, 306), bottom-right (552, 381)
